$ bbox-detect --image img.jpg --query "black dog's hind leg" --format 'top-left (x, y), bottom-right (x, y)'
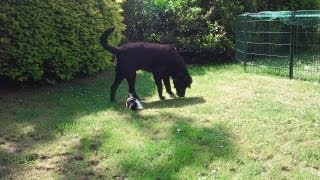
top-left (163, 76), bottom-right (175, 97)
top-left (110, 73), bottom-right (124, 102)
top-left (126, 72), bottom-right (140, 100)
top-left (153, 74), bottom-right (165, 100)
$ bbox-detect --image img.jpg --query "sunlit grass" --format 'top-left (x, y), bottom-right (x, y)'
top-left (245, 53), bottom-right (320, 81)
top-left (0, 65), bottom-right (319, 179)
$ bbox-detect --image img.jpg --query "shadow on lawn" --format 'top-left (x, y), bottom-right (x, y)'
top-left (0, 69), bottom-right (235, 179)
top-left (0, 71), bottom-right (156, 178)
top-left (143, 96), bottom-right (206, 109)
top-left (53, 112), bottom-right (236, 179)
top-left (120, 114), bottom-right (236, 179)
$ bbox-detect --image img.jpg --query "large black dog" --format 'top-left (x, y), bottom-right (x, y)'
top-left (100, 27), bottom-right (192, 101)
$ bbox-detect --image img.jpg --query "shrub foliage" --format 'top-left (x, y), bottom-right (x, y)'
top-left (0, 0), bottom-right (124, 83)
top-left (123, 0), bottom-right (320, 64)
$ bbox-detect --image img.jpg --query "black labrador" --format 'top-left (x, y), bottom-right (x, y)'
top-left (100, 27), bottom-right (192, 101)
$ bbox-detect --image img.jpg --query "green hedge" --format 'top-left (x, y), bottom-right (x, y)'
top-left (123, 0), bottom-right (238, 64)
top-left (123, 0), bottom-right (320, 64)
top-left (0, 0), bottom-right (124, 83)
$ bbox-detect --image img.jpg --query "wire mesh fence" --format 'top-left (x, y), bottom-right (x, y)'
top-left (235, 10), bottom-right (320, 81)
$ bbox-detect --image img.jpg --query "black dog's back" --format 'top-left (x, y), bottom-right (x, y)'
top-left (117, 42), bottom-right (182, 73)
top-left (99, 28), bottom-right (184, 73)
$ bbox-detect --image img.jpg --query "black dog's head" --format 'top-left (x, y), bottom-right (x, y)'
top-left (172, 73), bottom-right (192, 97)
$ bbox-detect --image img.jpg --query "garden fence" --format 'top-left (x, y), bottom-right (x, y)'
top-left (235, 10), bottom-right (320, 81)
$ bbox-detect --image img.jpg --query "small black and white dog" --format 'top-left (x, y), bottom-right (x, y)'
top-left (126, 94), bottom-right (143, 111)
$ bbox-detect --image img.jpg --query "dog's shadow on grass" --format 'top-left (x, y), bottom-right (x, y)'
top-left (0, 71), bottom-right (157, 178)
top-left (0, 70), bottom-right (206, 179)
top-left (143, 97), bottom-right (206, 109)
top-left (116, 113), bottom-right (237, 179)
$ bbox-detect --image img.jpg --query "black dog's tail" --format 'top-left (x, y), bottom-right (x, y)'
top-left (100, 27), bottom-right (120, 55)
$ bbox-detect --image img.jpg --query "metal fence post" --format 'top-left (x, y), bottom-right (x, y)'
top-left (289, 11), bottom-right (296, 79)
top-left (244, 14), bottom-right (248, 71)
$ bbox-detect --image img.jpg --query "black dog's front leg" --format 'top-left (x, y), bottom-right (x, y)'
top-left (163, 76), bottom-right (175, 97)
top-left (153, 74), bottom-right (165, 100)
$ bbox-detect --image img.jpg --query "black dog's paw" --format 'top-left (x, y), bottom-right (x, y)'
top-left (159, 96), bottom-right (166, 100)
top-left (167, 91), bottom-right (174, 95)
top-left (168, 92), bottom-right (175, 97)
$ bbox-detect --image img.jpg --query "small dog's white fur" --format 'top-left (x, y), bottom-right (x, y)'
top-left (126, 94), bottom-right (143, 110)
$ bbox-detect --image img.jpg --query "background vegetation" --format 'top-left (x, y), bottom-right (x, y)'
top-left (0, 0), bottom-right (124, 84)
top-left (1, 1), bottom-right (319, 179)
top-left (1, 0), bottom-right (319, 83)
top-left (123, 0), bottom-right (320, 64)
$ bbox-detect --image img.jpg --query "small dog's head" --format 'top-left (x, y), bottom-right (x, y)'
top-left (126, 94), bottom-right (138, 110)
top-left (172, 73), bottom-right (192, 97)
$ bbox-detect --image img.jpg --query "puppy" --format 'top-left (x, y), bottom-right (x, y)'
top-left (126, 94), bottom-right (143, 110)
top-left (100, 27), bottom-right (192, 102)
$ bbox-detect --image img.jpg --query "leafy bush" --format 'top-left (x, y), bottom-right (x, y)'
top-left (0, 0), bottom-right (124, 83)
top-left (122, 0), bottom-right (243, 64)
top-left (123, 0), bottom-right (320, 64)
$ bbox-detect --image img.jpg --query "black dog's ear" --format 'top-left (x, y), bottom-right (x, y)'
top-left (184, 75), bottom-right (192, 87)
top-left (187, 80), bottom-right (191, 88)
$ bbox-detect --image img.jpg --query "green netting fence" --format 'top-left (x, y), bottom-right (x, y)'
top-left (235, 10), bottom-right (320, 81)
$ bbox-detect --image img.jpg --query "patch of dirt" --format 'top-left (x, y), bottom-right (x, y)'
top-left (266, 154), bottom-right (274, 160)
top-left (55, 152), bottom-right (72, 157)
top-left (89, 143), bottom-right (99, 151)
top-left (27, 153), bottom-right (39, 161)
top-left (84, 171), bottom-right (95, 176)
top-left (97, 175), bottom-right (104, 179)
top-left (281, 166), bottom-right (290, 172)
top-left (73, 155), bottom-right (84, 161)
top-left (1, 141), bottom-right (22, 154)
top-left (113, 175), bottom-right (127, 180)
top-left (0, 165), bottom-right (11, 178)
top-left (0, 135), bottom-right (36, 154)
top-left (42, 152), bottom-right (71, 159)
top-left (89, 160), bottom-right (100, 166)
top-left (36, 152), bottom-right (72, 165)
top-left (236, 159), bottom-right (245, 165)
top-left (29, 134), bottom-right (43, 141)
top-left (81, 176), bottom-right (89, 180)
top-left (56, 168), bottom-right (67, 175)
top-left (35, 166), bottom-right (55, 171)
top-left (40, 155), bottom-right (50, 160)
top-left (151, 130), bottom-right (165, 142)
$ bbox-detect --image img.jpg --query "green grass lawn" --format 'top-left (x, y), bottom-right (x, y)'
top-left (1, 65), bottom-right (319, 179)
top-left (245, 53), bottom-right (320, 81)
